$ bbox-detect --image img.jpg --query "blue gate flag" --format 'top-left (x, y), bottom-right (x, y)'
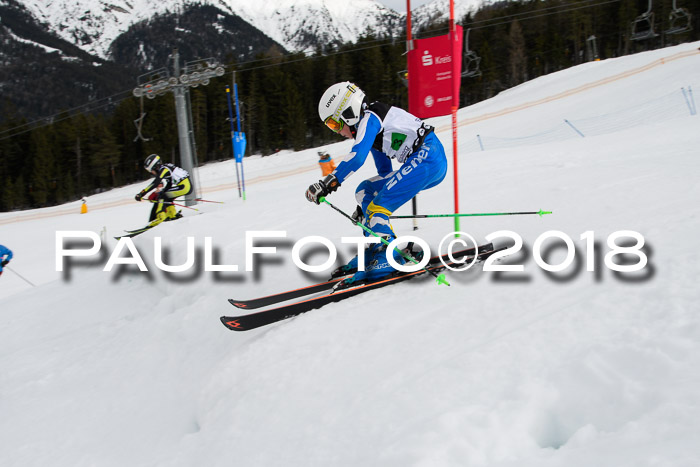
top-left (234, 131), bottom-right (247, 163)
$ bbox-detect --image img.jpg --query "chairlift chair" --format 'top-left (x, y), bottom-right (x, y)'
top-left (630, 0), bottom-right (659, 41)
top-left (461, 29), bottom-right (482, 78)
top-left (586, 35), bottom-right (600, 61)
top-left (666, 0), bottom-right (692, 35)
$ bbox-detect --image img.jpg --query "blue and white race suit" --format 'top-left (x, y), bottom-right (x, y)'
top-left (332, 102), bottom-right (448, 239)
top-left (0, 244), bottom-right (13, 275)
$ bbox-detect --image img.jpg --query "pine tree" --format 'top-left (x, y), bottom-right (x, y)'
top-left (205, 78), bottom-right (230, 161)
top-left (28, 129), bottom-right (54, 206)
top-left (88, 115), bottom-right (122, 189)
top-left (189, 88), bottom-right (209, 162)
top-left (282, 75), bottom-right (306, 151)
top-left (142, 95), bottom-right (178, 164)
top-left (2, 175), bottom-right (29, 210)
top-left (110, 98), bottom-right (141, 184)
top-left (508, 20), bottom-right (528, 86)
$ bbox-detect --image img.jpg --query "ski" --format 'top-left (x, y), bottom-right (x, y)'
top-left (114, 213), bottom-right (183, 240)
top-left (228, 278), bottom-right (345, 310)
top-left (221, 244), bottom-right (503, 332)
top-left (115, 224), bottom-right (156, 239)
top-left (228, 243), bottom-right (494, 310)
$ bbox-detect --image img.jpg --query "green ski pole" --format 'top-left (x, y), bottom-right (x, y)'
top-left (320, 198), bottom-right (450, 286)
top-left (390, 209), bottom-right (552, 219)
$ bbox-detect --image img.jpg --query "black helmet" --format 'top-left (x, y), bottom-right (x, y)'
top-left (144, 154), bottom-right (161, 172)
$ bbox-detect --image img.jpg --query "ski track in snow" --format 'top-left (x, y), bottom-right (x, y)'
top-left (1, 42), bottom-right (700, 466)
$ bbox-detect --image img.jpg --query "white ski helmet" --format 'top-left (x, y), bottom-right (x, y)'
top-left (318, 82), bottom-right (366, 132)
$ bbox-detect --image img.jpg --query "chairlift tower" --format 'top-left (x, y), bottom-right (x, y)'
top-left (132, 49), bottom-right (224, 206)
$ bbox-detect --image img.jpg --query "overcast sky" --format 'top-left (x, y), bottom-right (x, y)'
top-left (378, 0), bottom-right (433, 13)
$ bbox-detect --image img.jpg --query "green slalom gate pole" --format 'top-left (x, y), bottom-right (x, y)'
top-left (390, 209), bottom-right (552, 219)
top-left (320, 197), bottom-right (450, 287)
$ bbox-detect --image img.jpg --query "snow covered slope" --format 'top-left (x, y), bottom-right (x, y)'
top-left (1, 42), bottom-right (700, 466)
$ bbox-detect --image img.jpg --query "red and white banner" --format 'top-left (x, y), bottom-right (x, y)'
top-left (407, 26), bottom-right (463, 118)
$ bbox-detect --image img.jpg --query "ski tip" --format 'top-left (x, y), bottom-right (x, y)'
top-left (220, 316), bottom-right (246, 331)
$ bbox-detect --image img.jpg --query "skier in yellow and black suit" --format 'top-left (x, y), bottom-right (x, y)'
top-left (135, 154), bottom-right (192, 225)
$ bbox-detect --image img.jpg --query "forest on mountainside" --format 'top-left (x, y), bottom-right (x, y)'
top-left (1, 0), bottom-right (697, 210)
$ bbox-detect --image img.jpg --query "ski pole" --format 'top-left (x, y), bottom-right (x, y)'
top-left (6, 266), bottom-right (36, 287)
top-left (390, 209), bottom-right (553, 219)
top-left (319, 198), bottom-right (449, 286)
top-left (148, 199), bottom-right (199, 211)
top-left (411, 196), bottom-right (419, 230)
top-left (195, 198), bottom-right (224, 204)
top-left (171, 202), bottom-right (199, 211)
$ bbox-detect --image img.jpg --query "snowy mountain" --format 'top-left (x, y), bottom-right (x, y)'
top-left (217, 0), bottom-right (403, 52)
top-left (108, 5), bottom-right (283, 71)
top-left (411, 0), bottom-right (484, 32)
top-left (0, 0), bottom-right (135, 119)
top-left (16, 0), bottom-right (403, 59)
top-left (13, 0), bottom-right (482, 62)
top-left (0, 0), bottom-right (281, 119)
top-left (2, 42), bottom-right (700, 466)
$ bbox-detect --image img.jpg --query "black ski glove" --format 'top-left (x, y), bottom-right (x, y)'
top-left (305, 174), bottom-right (340, 204)
top-left (351, 205), bottom-right (364, 224)
top-left (1, 260), bottom-right (8, 267)
top-left (135, 193), bottom-right (143, 202)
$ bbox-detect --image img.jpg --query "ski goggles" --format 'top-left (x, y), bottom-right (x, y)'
top-left (323, 115), bottom-right (345, 133)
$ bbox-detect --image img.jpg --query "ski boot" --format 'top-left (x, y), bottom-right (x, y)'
top-left (329, 207), bottom-right (368, 278)
top-left (344, 243), bottom-right (406, 286)
top-left (329, 254), bottom-right (360, 279)
top-left (148, 211), bottom-right (168, 227)
top-left (164, 205), bottom-right (182, 221)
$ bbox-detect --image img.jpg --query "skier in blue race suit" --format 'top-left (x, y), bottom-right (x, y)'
top-left (0, 244), bottom-right (13, 277)
top-left (306, 81), bottom-right (447, 283)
